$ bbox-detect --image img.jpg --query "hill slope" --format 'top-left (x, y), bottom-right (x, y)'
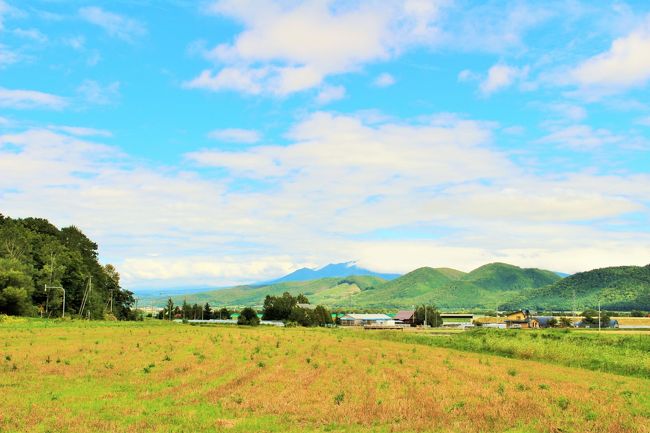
top-left (353, 267), bottom-right (465, 307)
top-left (157, 275), bottom-right (386, 307)
top-left (354, 263), bottom-right (561, 309)
top-left (462, 263), bottom-right (561, 291)
top-left (507, 265), bottom-right (650, 310)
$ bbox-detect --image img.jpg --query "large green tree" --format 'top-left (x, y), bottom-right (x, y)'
top-left (0, 213), bottom-right (134, 319)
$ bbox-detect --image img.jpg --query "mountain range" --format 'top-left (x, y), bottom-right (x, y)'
top-left (151, 262), bottom-right (650, 311)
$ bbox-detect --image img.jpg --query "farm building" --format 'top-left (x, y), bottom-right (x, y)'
top-left (394, 310), bottom-right (415, 326)
top-left (339, 314), bottom-right (395, 327)
top-left (440, 313), bottom-right (474, 328)
top-left (504, 310), bottom-right (539, 329)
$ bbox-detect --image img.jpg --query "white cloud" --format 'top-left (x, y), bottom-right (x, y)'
top-left (480, 63), bottom-right (529, 95)
top-left (208, 128), bottom-right (261, 144)
top-left (0, 43), bottom-right (19, 67)
top-left (2, 113), bottom-right (649, 288)
top-left (13, 28), bottom-right (47, 43)
top-left (184, 67), bottom-right (266, 94)
top-left (0, 0), bottom-right (13, 31)
top-left (187, 111), bottom-right (506, 185)
top-left (50, 125), bottom-right (112, 137)
top-left (570, 17), bottom-right (650, 93)
top-left (316, 85), bottom-right (345, 104)
top-left (547, 103), bottom-right (587, 122)
top-left (457, 69), bottom-right (479, 82)
top-left (76, 80), bottom-right (120, 105)
top-left (441, 1), bottom-right (553, 54)
top-left (121, 256), bottom-right (296, 288)
top-left (374, 72), bottom-right (396, 87)
top-left (638, 116), bottom-right (650, 126)
top-left (0, 87), bottom-right (68, 110)
top-left (79, 7), bottom-right (146, 42)
top-left (189, 0), bottom-right (447, 95)
top-left (538, 124), bottom-right (649, 151)
top-left (63, 36), bottom-right (85, 50)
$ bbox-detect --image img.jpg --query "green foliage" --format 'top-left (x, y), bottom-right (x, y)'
top-left (263, 292), bottom-right (300, 320)
top-left (510, 265), bottom-right (650, 311)
top-left (237, 307), bottom-right (260, 326)
top-left (0, 214), bottom-right (134, 318)
top-left (0, 259), bottom-right (35, 316)
top-left (581, 309), bottom-right (610, 327)
top-left (413, 304), bottom-right (443, 327)
top-left (218, 307), bottom-right (231, 320)
top-left (288, 304), bottom-right (333, 327)
top-left (262, 292), bottom-right (332, 326)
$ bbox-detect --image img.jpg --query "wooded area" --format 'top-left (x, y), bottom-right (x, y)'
top-left (0, 214), bottom-right (134, 319)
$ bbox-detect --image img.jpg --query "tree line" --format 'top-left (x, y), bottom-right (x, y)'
top-left (0, 214), bottom-right (134, 319)
top-left (157, 299), bottom-right (232, 321)
top-left (158, 292), bottom-right (334, 327)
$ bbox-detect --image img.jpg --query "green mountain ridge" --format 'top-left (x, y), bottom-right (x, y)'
top-left (155, 263), bottom-right (571, 310)
top-left (153, 263), bottom-right (650, 311)
top-left (505, 265), bottom-right (650, 311)
top-left (353, 262), bottom-right (561, 309)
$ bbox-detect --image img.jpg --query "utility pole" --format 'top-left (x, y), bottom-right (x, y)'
top-left (598, 300), bottom-right (601, 332)
top-left (79, 276), bottom-right (92, 318)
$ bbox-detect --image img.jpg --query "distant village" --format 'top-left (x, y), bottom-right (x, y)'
top-left (162, 303), bottom-right (641, 329)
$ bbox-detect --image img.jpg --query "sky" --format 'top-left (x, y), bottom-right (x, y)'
top-left (1, 0), bottom-right (650, 291)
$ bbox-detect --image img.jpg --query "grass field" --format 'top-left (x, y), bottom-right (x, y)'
top-left (356, 327), bottom-right (650, 378)
top-left (1, 320), bottom-right (648, 433)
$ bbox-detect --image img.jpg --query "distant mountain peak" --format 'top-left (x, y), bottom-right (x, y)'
top-left (259, 261), bottom-right (400, 285)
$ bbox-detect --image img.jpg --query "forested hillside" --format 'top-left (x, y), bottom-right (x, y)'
top-left (506, 265), bottom-right (650, 310)
top-left (0, 214), bottom-right (134, 318)
top-left (353, 263), bottom-right (561, 309)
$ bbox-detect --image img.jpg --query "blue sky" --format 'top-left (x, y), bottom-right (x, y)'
top-left (1, 0), bottom-right (650, 290)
